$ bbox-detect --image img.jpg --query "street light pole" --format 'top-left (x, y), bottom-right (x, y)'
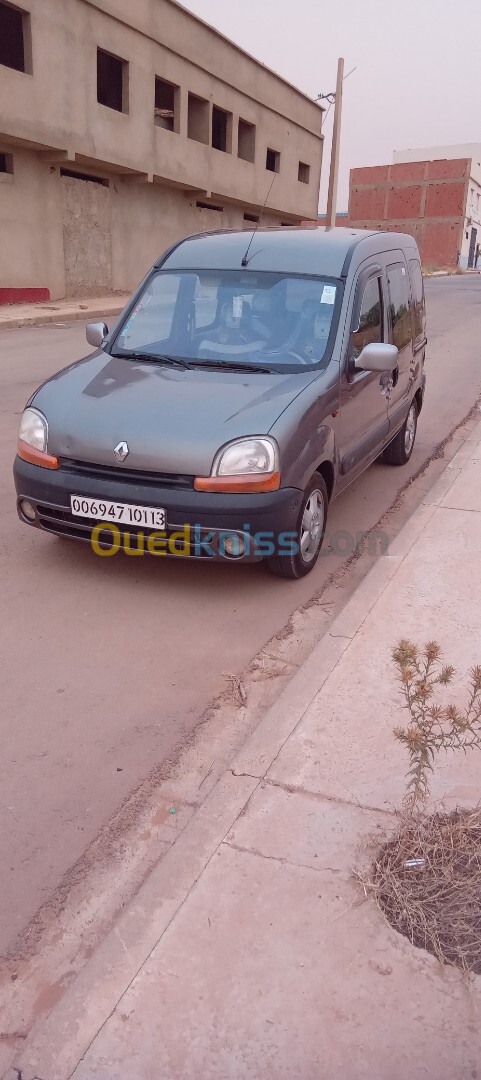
top-left (325, 57), bottom-right (344, 228)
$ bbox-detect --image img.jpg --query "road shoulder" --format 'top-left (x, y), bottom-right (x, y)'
top-left (0, 295), bottom-right (129, 331)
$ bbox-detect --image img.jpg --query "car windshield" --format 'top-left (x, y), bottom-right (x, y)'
top-left (112, 269), bottom-right (340, 370)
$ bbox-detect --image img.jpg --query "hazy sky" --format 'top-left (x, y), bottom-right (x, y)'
top-left (181, 0), bottom-right (481, 212)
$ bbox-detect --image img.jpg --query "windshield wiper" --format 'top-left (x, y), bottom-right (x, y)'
top-left (111, 351), bottom-right (192, 369)
top-left (111, 351), bottom-right (273, 373)
top-left (188, 359), bottom-right (275, 374)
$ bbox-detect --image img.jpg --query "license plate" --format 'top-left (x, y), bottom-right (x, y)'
top-left (70, 495), bottom-right (166, 528)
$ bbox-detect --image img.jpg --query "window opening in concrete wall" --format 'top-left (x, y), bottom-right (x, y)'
top-left (154, 77), bottom-right (179, 131)
top-left (0, 1), bottom-right (31, 73)
top-left (97, 47), bottom-right (128, 113)
top-left (266, 148), bottom-right (280, 173)
top-left (60, 168), bottom-right (109, 187)
top-left (196, 201), bottom-right (223, 212)
top-left (212, 106), bottom-right (231, 152)
top-left (0, 151), bottom-right (14, 173)
top-left (298, 161), bottom-right (310, 184)
top-left (188, 93), bottom-right (209, 144)
top-left (238, 119), bottom-right (255, 163)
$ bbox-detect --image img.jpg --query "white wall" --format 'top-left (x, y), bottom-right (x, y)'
top-left (460, 172), bottom-right (481, 268)
top-left (393, 144), bottom-right (481, 166)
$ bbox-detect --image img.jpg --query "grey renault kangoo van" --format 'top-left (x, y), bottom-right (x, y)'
top-left (14, 227), bottom-right (426, 578)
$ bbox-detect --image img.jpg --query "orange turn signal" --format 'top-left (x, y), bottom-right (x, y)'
top-left (194, 471), bottom-right (281, 493)
top-left (17, 439), bottom-right (59, 470)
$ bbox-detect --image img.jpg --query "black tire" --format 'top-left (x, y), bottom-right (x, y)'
top-left (266, 472), bottom-right (328, 579)
top-left (383, 400), bottom-right (418, 466)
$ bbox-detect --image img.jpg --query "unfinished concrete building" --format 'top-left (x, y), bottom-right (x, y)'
top-left (0, 0), bottom-right (323, 301)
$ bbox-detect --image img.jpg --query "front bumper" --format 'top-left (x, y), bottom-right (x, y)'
top-left (13, 457), bottom-right (303, 563)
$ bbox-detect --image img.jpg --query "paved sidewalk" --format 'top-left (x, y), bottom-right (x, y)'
top-left (7, 421), bottom-right (481, 1080)
top-left (0, 293), bottom-right (130, 330)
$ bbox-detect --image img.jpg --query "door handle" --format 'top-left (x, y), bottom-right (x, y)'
top-left (391, 366), bottom-right (399, 387)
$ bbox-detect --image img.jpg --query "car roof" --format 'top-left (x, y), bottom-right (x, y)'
top-left (158, 226), bottom-right (420, 279)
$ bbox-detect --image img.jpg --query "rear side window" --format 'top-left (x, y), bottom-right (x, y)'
top-left (387, 263), bottom-right (412, 350)
top-left (409, 258), bottom-right (425, 342)
top-left (351, 275), bottom-right (383, 359)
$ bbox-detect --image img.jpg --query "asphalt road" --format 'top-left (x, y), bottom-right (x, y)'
top-left (1, 275), bottom-right (481, 954)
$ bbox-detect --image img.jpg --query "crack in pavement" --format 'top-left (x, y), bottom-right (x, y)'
top-left (229, 771), bottom-right (398, 818)
top-left (223, 839), bottom-right (343, 875)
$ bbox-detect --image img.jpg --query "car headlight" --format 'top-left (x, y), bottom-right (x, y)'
top-left (17, 407), bottom-right (59, 469)
top-left (19, 407), bottom-right (48, 451)
top-left (215, 437), bottom-right (279, 476)
top-left (194, 437), bottom-right (280, 492)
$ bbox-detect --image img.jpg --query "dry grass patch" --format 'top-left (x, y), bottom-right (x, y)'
top-left (364, 808), bottom-right (481, 974)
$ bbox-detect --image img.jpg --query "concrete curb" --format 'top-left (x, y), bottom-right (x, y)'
top-left (0, 301), bottom-right (128, 331)
top-left (6, 417), bottom-right (481, 1080)
top-left (424, 270), bottom-right (481, 278)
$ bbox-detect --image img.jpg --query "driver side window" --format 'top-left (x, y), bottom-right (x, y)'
top-left (351, 276), bottom-right (383, 360)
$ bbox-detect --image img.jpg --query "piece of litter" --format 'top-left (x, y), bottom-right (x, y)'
top-left (169, 807), bottom-right (176, 814)
top-left (369, 960), bottom-right (393, 976)
top-left (223, 672), bottom-right (247, 705)
top-left (404, 858), bottom-right (425, 868)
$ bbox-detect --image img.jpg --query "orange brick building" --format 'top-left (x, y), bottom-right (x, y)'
top-left (348, 156), bottom-right (480, 270)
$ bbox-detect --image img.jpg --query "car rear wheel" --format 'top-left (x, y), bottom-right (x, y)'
top-left (266, 472), bottom-right (328, 579)
top-left (383, 400), bottom-right (418, 466)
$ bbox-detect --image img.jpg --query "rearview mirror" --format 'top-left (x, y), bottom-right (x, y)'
top-left (86, 322), bottom-right (108, 349)
top-left (354, 342), bottom-right (398, 372)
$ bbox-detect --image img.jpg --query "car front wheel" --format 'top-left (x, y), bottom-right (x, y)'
top-left (383, 400), bottom-right (418, 466)
top-left (266, 472), bottom-right (328, 579)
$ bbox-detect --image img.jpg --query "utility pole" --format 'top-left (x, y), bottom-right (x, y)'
top-left (325, 57), bottom-right (344, 228)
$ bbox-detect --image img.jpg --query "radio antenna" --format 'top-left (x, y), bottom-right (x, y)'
top-left (241, 174), bottom-right (276, 267)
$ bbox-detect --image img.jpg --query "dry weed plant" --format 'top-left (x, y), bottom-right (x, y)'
top-left (392, 640), bottom-right (481, 813)
top-left (362, 641), bottom-right (481, 974)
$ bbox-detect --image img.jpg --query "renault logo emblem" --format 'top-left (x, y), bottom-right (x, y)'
top-left (114, 441), bottom-right (129, 463)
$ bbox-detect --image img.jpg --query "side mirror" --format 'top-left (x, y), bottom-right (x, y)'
top-left (86, 322), bottom-right (108, 349)
top-left (354, 342), bottom-right (399, 372)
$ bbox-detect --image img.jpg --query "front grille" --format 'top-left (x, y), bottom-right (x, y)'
top-left (35, 504), bottom-right (211, 556)
top-left (58, 458), bottom-right (194, 490)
